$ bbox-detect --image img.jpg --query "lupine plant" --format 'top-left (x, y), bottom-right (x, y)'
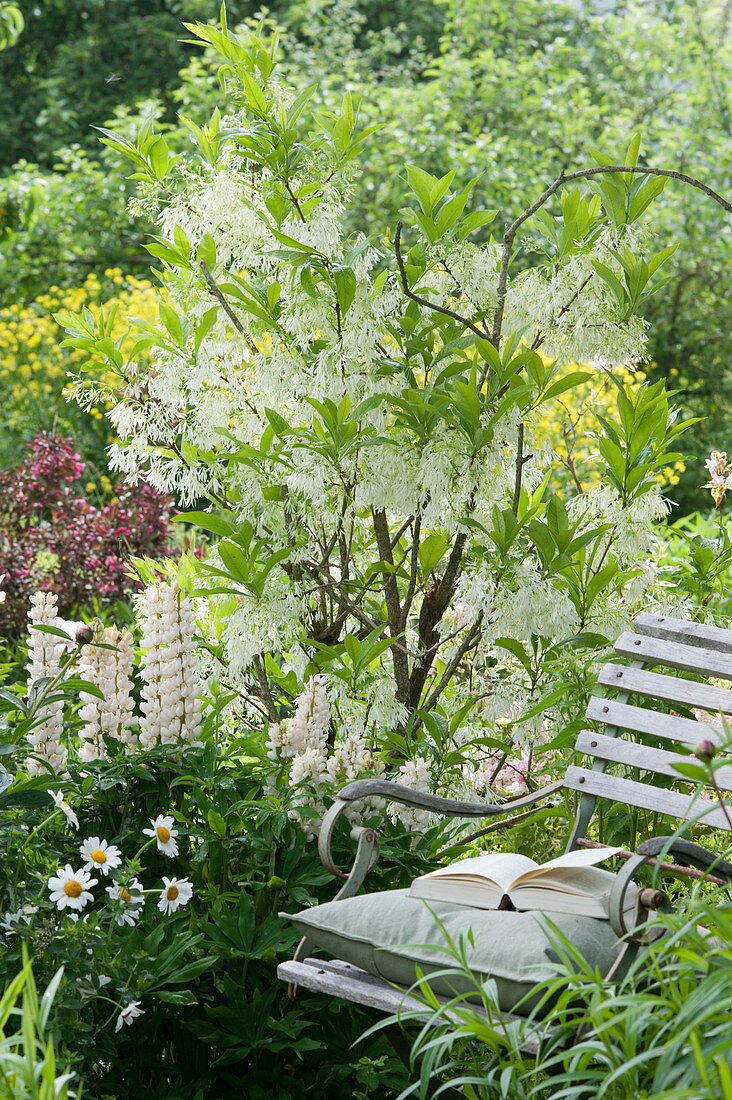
top-left (0, 587), bottom-right (423, 1099)
top-left (55, 11), bottom-right (731, 814)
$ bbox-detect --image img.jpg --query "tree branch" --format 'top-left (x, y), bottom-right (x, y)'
top-left (394, 221), bottom-right (492, 342)
top-left (372, 507), bottom-right (411, 708)
top-left (413, 614), bottom-right (484, 734)
top-left (492, 164), bottom-right (732, 347)
top-left (400, 514), bottom-right (422, 633)
top-left (199, 260), bottom-right (258, 354)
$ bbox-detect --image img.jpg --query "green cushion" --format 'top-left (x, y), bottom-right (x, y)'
top-left (286, 889), bottom-right (624, 1017)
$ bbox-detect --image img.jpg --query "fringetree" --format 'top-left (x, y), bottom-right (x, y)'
top-left (58, 11), bottom-right (730, 798)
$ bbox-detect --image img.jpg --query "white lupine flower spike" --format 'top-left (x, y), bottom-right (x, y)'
top-left (26, 592), bottom-right (67, 775)
top-left (139, 580), bottom-right (203, 751)
top-left (78, 625), bottom-right (136, 761)
top-left (143, 815), bottom-right (179, 856)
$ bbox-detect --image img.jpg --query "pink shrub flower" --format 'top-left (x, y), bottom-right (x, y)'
top-left (703, 450), bottom-right (732, 508)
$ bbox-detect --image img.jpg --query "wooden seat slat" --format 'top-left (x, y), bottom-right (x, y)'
top-left (633, 613), bottom-right (732, 653)
top-left (564, 766), bottom-right (732, 831)
top-left (575, 730), bottom-right (732, 792)
top-left (614, 631), bottom-right (732, 680)
top-left (597, 663), bottom-right (732, 714)
top-left (585, 696), bottom-right (725, 749)
top-left (276, 959), bottom-right (543, 1055)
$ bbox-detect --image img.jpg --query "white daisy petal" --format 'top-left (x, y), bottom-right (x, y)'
top-left (105, 878), bottom-right (144, 926)
top-left (115, 1001), bottom-right (144, 1032)
top-left (142, 814), bottom-right (179, 857)
top-left (51, 790), bottom-right (79, 829)
top-left (157, 876), bottom-right (193, 915)
top-left (80, 837), bottom-right (122, 876)
top-left (47, 864), bottom-right (96, 911)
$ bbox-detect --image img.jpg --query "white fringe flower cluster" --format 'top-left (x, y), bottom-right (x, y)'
top-left (78, 626), bottom-right (136, 761)
top-left (26, 592), bottom-right (67, 775)
top-left (139, 580), bottom-right (202, 749)
top-left (389, 756), bottom-right (433, 831)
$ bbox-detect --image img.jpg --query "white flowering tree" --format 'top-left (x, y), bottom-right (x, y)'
top-left (57, 13), bottom-right (730, 801)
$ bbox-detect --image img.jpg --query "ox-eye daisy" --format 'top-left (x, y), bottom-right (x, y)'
top-left (51, 790), bottom-right (79, 829)
top-left (143, 815), bottom-right (179, 856)
top-left (48, 865), bottom-right (96, 912)
top-left (158, 877), bottom-right (193, 915)
top-left (80, 838), bottom-right (122, 876)
top-left (105, 878), bottom-right (144, 926)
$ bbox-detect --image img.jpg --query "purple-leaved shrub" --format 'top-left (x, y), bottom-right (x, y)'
top-left (0, 432), bottom-right (173, 635)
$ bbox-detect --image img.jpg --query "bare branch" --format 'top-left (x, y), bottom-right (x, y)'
top-left (400, 514), bottom-right (422, 633)
top-left (492, 164), bottom-right (732, 347)
top-left (412, 614), bottom-right (484, 734)
top-left (199, 260), bottom-right (258, 354)
top-left (394, 221), bottom-right (492, 342)
top-left (372, 507), bottom-right (411, 708)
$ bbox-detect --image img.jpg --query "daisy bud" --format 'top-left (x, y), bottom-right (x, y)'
top-left (695, 739), bottom-right (717, 762)
top-left (75, 624), bottom-right (94, 646)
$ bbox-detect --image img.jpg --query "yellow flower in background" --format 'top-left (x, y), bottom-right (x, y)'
top-left (0, 270), bottom-right (159, 467)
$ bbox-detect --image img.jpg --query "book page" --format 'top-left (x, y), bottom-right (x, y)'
top-left (510, 846), bottom-right (623, 888)
top-left (510, 867), bottom-right (637, 920)
top-left (415, 851), bottom-right (538, 892)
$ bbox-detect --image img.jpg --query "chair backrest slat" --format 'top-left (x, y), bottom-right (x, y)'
top-left (597, 663), bottom-right (732, 714)
top-left (564, 766), bottom-right (732, 831)
top-left (614, 631), bottom-right (732, 680)
top-left (585, 696), bottom-right (725, 749)
top-left (633, 613), bottom-right (732, 654)
top-left (575, 730), bottom-right (732, 792)
top-left (569, 618), bottom-right (732, 853)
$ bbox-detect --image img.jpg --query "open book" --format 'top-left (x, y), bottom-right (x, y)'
top-left (408, 847), bottom-right (631, 920)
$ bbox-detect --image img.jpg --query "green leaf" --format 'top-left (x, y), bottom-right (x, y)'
top-left (541, 371), bottom-right (592, 403)
top-left (207, 809), bottom-right (227, 837)
top-left (154, 990), bottom-right (198, 1005)
top-left (343, 634), bottom-right (361, 664)
top-left (333, 267), bottom-right (357, 315)
top-left (418, 533), bottom-right (449, 577)
top-left (591, 259), bottom-right (626, 305)
top-left (172, 511), bottom-right (235, 537)
top-left (218, 540), bottom-right (252, 583)
top-left (264, 408), bottom-right (293, 437)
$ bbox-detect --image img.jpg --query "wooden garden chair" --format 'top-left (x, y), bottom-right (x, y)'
top-left (277, 613), bottom-right (732, 1055)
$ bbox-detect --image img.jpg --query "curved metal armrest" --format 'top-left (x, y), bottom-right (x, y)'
top-left (608, 852), bottom-right (672, 945)
top-left (317, 778), bottom-right (563, 892)
top-left (336, 777), bottom-right (564, 817)
top-left (607, 831), bottom-right (732, 945)
top-left (636, 836), bottom-right (732, 882)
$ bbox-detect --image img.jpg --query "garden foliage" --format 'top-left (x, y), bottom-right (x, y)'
top-left (0, 433), bottom-right (172, 637)
top-left (57, 13), bottom-right (713, 816)
top-left (0, 269), bottom-right (158, 468)
top-left (0, 599), bottom-right (426, 1098)
top-left (0, 5), bottom-right (730, 1098)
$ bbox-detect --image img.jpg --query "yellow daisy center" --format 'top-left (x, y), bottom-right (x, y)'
top-left (166, 885), bottom-right (179, 901)
top-left (64, 881), bottom-right (83, 898)
top-left (91, 848), bottom-right (106, 864)
top-left (120, 888), bottom-right (132, 903)
top-left (157, 826), bottom-right (171, 844)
